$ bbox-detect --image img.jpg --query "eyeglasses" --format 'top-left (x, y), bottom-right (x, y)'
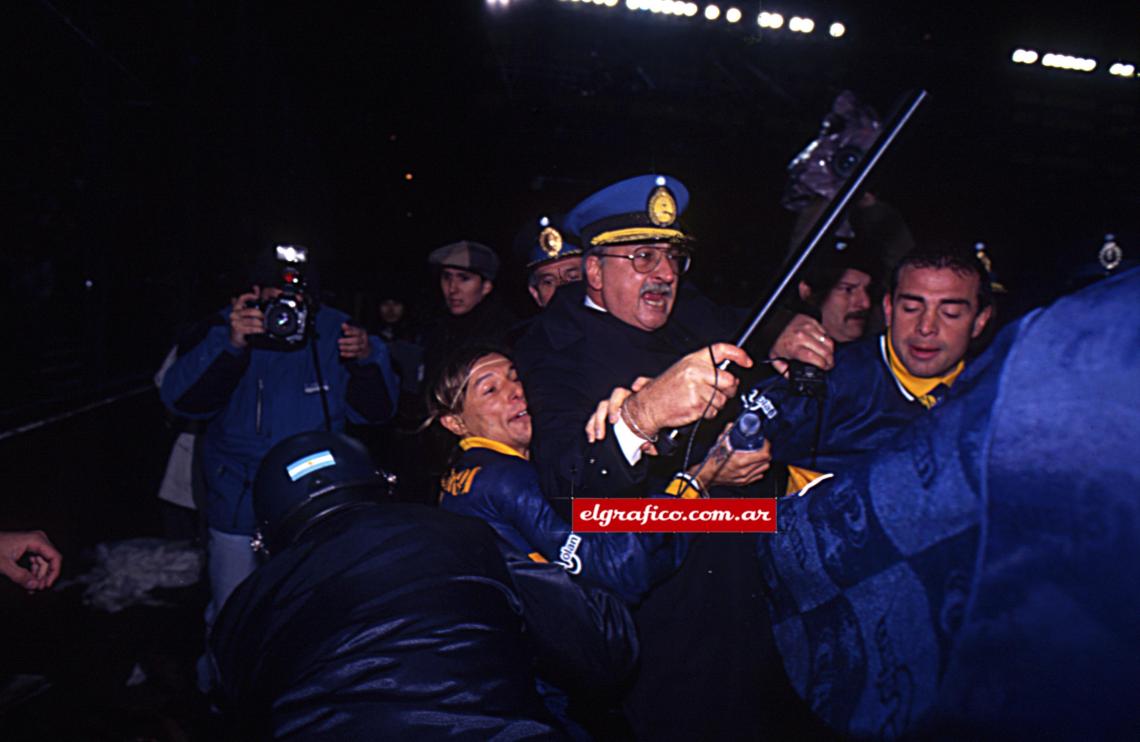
top-left (596, 246), bottom-right (692, 275)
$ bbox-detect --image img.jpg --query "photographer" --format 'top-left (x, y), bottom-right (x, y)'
top-left (159, 244), bottom-right (398, 685)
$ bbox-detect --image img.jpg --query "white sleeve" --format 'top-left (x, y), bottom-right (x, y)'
top-left (612, 417), bottom-right (646, 467)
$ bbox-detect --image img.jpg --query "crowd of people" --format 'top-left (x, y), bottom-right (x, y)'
top-left (10, 166), bottom-right (1135, 739)
top-left (188, 170), bottom-right (1140, 738)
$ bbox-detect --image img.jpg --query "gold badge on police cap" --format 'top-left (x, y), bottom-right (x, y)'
top-left (1099, 235), bottom-right (1122, 272)
top-left (539, 226), bottom-right (563, 258)
top-left (647, 186), bottom-right (677, 227)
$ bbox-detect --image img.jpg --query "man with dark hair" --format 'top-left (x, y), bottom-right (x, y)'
top-left (752, 243), bottom-right (994, 490)
top-left (760, 265), bottom-right (1140, 739)
top-left (422, 240), bottom-right (517, 383)
top-left (795, 239), bottom-right (878, 344)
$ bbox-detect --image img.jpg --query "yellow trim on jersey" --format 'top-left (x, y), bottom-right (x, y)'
top-left (440, 466), bottom-right (481, 498)
top-left (787, 465), bottom-right (826, 495)
top-left (664, 473), bottom-right (704, 499)
top-left (884, 335), bottom-right (963, 410)
top-left (459, 436), bottom-right (527, 460)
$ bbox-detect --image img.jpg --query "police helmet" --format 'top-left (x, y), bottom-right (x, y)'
top-left (252, 431), bottom-right (393, 556)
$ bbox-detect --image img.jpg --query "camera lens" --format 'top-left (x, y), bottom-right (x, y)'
top-left (265, 303), bottom-right (298, 337)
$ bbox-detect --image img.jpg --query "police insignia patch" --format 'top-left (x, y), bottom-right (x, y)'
top-left (647, 186), bottom-right (677, 227)
top-left (539, 226), bottom-right (563, 258)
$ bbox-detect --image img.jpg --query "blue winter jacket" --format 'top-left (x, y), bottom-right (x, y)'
top-left (747, 334), bottom-right (946, 478)
top-left (160, 305), bottom-right (398, 534)
top-left (438, 438), bottom-right (687, 605)
top-left (759, 267), bottom-right (1140, 738)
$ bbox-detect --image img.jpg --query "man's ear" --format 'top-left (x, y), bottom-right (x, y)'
top-left (480, 280), bottom-right (493, 299)
top-left (971, 304), bottom-right (994, 339)
top-left (882, 292), bottom-right (893, 328)
top-left (585, 255), bottom-right (604, 291)
top-left (797, 280), bottom-right (813, 303)
top-left (440, 413), bottom-right (467, 438)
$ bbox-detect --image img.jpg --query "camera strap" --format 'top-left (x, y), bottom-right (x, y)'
top-left (309, 329), bottom-right (333, 432)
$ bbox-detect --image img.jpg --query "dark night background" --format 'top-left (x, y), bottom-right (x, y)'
top-left (4, 0), bottom-right (1137, 429)
top-left (0, 1), bottom-right (1136, 738)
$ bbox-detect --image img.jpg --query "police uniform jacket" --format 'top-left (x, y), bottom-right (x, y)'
top-left (160, 304), bottom-right (399, 534)
top-left (513, 280), bottom-right (742, 507)
top-left (438, 436), bottom-right (686, 604)
top-left (514, 280), bottom-right (813, 741)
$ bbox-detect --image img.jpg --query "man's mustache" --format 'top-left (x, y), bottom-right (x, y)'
top-left (845, 310), bottom-right (869, 322)
top-left (640, 281), bottom-right (674, 299)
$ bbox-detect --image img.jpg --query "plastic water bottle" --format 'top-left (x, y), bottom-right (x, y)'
top-left (728, 411), bottom-right (765, 451)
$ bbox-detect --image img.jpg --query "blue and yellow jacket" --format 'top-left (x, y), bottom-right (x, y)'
top-left (439, 437), bottom-right (686, 605)
top-left (759, 266), bottom-right (1140, 739)
top-left (752, 334), bottom-right (965, 491)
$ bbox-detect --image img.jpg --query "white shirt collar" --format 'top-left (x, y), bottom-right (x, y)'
top-left (583, 295), bottom-right (607, 313)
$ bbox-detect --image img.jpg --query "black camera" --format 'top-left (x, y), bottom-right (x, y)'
top-left (786, 360), bottom-right (827, 400)
top-left (247, 244), bottom-right (312, 349)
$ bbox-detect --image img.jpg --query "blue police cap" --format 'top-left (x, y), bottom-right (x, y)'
top-left (567, 174), bottom-right (692, 250)
top-left (525, 214), bottom-right (583, 269)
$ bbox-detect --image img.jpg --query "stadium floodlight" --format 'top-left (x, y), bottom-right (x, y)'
top-left (790, 16), bottom-right (813, 33)
top-left (726, 7), bottom-right (741, 23)
top-left (1011, 48), bottom-right (1039, 64)
top-left (1109, 62), bottom-right (1136, 77)
top-left (758, 11), bottom-right (785, 29)
top-left (829, 22), bottom-right (845, 38)
top-left (705, 4), bottom-right (720, 20)
top-left (1042, 52), bottom-right (1097, 72)
top-left (684, 2), bottom-right (698, 16)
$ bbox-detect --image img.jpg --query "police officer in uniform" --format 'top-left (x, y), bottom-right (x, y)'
top-left (525, 215), bottom-right (584, 309)
top-left (514, 174), bottom-right (831, 740)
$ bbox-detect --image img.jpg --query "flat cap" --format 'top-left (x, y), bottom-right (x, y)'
top-left (427, 240), bottom-right (500, 281)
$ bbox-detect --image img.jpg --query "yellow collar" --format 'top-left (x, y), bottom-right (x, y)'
top-left (459, 436), bottom-right (528, 460)
top-left (881, 335), bottom-right (963, 409)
